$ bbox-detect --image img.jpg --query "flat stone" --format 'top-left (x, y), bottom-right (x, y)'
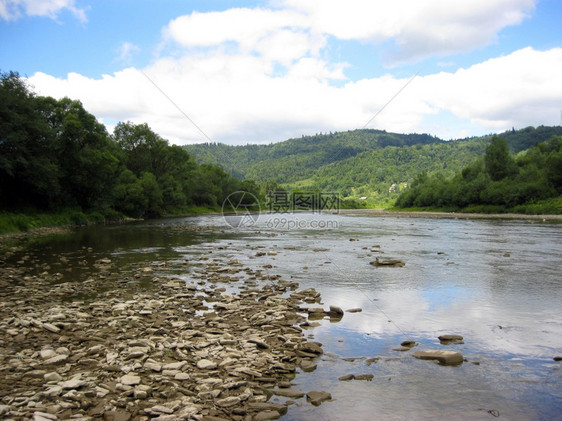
top-left (144, 361), bottom-right (162, 372)
top-left (354, 374), bottom-right (374, 381)
top-left (42, 323), bottom-right (60, 333)
top-left (61, 377), bottom-right (86, 389)
top-left (151, 405), bottom-right (174, 414)
top-left (272, 388), bottom-right (305, 398)
top-left (438, 334), bottom-right (464, 341)
top-left (554, 356), bottom-right (562, 361)
top-left (162, 361), bottom-right (186, 370)
top-left (175, 372), bottom-right (190, 380)
top-left (43, 354), bottom-right (68, 365)
top-left (253, 410), bottom-right (282, 421)
top-left (40, 349), bottom-right (57, 360)
top-left (0, 405), bottom-right (10, 415)
top-left (306, 391), bottom-right (332, 406)
top-left (216, 396), bottom-right (241, 407)
top-left (299, 360), bottom-right (317, 372)
top-left (120, 374), bottom-right (141, 386)
top-left (346, 308), bottom-right (362, 313)
top-left (197, 359), bottom-right (217, 370)
top-left (338, 374), bottom-right (355, 381)
top-left (33, 411), bottom-right (57, 420)
top-left (299, 342), bottom-right (323, 355)
top-left (413, 350), bottom-right (464, 366)
top-left (438, 334), bottom-right (464, 344)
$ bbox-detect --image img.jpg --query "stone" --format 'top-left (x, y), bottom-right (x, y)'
top-left (328, 305), bottom-right (344, 317)
top-left (553, 356), bottom-right (562, 361)
top-left (151, 405), bottom-right (174, 414)
top-left (299, 342), bottom-right (323, 355)
top-left (162, 361), bottom-right (186, 370)
top-left (61, 377), bottom-right (86, 389)
top-left (338, 374), bottom-right (354, 381)
top-left (175, 372), bottom-right (190, 380)
top-left (120, 374), bottom-right (141, 386)
top-left (0, 405), bottom-right (10, 416)
top-left (299, 360), bottom-right (317, 372)
top-left (272, 388), bottom-right (305, 398)
top-left (216, 396), bottom-right (241, 407)
top-left (346, 308), bottom-right (362, 313)
top-left (42, 323), bottom-right (60, 333)
top-left (43, 354), bottom-right (68, 365)
top-left (413, 350), bottom-right (464, 366)
top-left (401, 340), bottom-right (416, 347)
top-left (370, 258), bottom-right (405, 267)
top-left (40, 349), bottom-right (57, 360)
top-left (197, 359), bottom-right (217, 370)
top-left (33, 412), bottom-right (57, 420)
top-left (306, 391), bottom-right (332, 406)
top-left (144, 361), bottom-right (162, 372)
top-left (253, 410), bottom-right (282, 420)
top-left (438, 334), bottom-right (464, 344)
top-left (354, 374), bottom-right (374, 381)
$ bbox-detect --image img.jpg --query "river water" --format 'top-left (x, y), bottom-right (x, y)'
top-left (11, 212), bottom-right (562, 420)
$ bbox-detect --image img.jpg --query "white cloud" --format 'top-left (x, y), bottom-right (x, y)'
top-left (116, 42), bottom-right (141, 65)
top-left (27, 47), bottom-right (562, 145)
top-left (0, 0), bottom-right (87, 22)
top-left (282, 0), bottom-right (536, 64)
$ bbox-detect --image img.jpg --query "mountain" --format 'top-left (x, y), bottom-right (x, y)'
top-left (184, 126), bottom-right (562, 204)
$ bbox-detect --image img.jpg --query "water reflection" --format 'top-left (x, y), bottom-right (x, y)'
top-left (10, 213), bottom-right (562, 420)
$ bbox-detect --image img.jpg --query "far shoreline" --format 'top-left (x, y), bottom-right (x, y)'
top-left (338, 208), bottom-right (562, 221)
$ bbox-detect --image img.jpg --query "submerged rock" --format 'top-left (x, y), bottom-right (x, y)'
top-left (306, 391), bottom-right (332, 406)
top-left (370, 258), bottom-right (405, 267)
top-left (413, 350), bottom-right (464, 366)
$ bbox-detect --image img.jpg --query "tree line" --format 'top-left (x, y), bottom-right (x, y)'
top-left (395, 135), bottom-right (562, 212)
top-left (0, 71), bottom-right (261, 219)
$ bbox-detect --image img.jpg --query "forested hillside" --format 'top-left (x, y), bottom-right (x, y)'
top-left (186, 125), bottom-right (562, 205)
top-left (185, 130), bottom-right (441, 180)
top-left (0, 71), bottom-right (260, 228)
top-left (396, 135), bottom-right (562, 213)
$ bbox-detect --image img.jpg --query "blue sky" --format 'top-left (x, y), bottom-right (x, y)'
top-left (1, 0), bottom-right (562, 145)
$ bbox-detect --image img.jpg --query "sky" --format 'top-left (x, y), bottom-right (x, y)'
top-left (1, 0), bottom-right (562, 145)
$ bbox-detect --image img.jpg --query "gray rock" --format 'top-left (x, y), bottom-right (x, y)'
top-left (299, 359), bottom-right (317, 372)
top-left (346, 308), bottom-right (362, 313)
top-left (0, 405), bottom-right (10, 416)
top-left (413, 350), bottom-right (464, 366)
top-left (42, 323), bottom-right (60, 333)
top-left (438, 334), bottom-right (464, 344)
top-left (354, 374), bottom-right (374, 381)
top-left (272, 388), bottom-right (305, 398)
top-left (253, 410), bottom-right (282, 420)
top-left (61, 377), bottom-right (86, 389)
top-left (43, 354), bottom-right (68, 365)
top-left (306, 390), bottom-right (332, 406)
top-left (120, 374), bottom-right (141, 386)
top-left (40, 349), bottom-right (57, 360)
top-left (197, 359), bottom-right (217, 370)
top-left (216, 396), bottom-right (241, 407)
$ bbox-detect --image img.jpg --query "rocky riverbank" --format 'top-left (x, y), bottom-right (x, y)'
top-left (0, 250), bottom-right (333, 420)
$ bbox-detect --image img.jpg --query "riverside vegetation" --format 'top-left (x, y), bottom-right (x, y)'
top-left (0, 71), bottom-right (264, 234)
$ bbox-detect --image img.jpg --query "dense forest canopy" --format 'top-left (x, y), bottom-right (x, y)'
top-left (185, 125), bottom-right (562, 205)
top-left (0, 71), bottom-right (261, 218)
top-left (395, 135), bottom-right (562, 212)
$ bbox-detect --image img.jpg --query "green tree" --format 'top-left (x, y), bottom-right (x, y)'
top-left (485, 136), bottom-right (517, 181)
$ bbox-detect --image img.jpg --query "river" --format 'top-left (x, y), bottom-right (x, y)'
top-left (8, 212), bottom-right (562, 420)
